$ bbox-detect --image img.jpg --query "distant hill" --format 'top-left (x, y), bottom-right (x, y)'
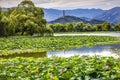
top-left (44, 8), bottom-right (105, 21)
top-left (95, 7), bottom-right (120, 24)
top-left (48, 16), bottom-right (105, 24)
top-left (2, 7), bottom-right (120, 24)
top-left (80, 17), bottom-right (91, 21)
top-left (65, 9), bottom-right (105, 19)
top-left (2, 8), bottom-right (105, 21)
top-left (43, 8), bottom-right (63, 21)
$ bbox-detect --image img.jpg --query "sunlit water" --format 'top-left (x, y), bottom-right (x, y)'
top-left (2, 44), bottom-right (119, 58)
top-left (54, 32), bottom-right (120, 37)
top-left (47, 44), bottom-right (120, 58)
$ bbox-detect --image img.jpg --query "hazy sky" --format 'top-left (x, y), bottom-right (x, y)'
top-left (0, 0), bottom-right (120, 10)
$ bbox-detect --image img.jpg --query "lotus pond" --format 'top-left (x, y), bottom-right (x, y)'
top-left (0, 56), bottom-right (120, 80)
top-left (0, 36), bottom-right (119, 51)
top-left (0, 36), bottom-right (120, 58)
top-left (0, 36), bottom-right (120, 79)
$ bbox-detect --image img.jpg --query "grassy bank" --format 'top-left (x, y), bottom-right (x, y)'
top-left (0, 49), bottom-right (46, 58)
top-left (0, 56), bottom-right (120, 80)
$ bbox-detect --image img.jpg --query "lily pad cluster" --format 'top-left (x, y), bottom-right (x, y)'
top-left (0, 36), bottom-right (118, 51)
top-left (0, 56), bottom-right (120, 80)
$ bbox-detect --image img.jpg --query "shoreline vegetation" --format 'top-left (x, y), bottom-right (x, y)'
top-left (0, 56), bottom-right (120, 79)
top-left (0, 36), bottom-right (120, 58)
top-left (0, 36), bottom-right (119, 50)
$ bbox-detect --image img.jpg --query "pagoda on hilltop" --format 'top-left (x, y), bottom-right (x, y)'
top-left (62, 10), bottom-right (65, 18)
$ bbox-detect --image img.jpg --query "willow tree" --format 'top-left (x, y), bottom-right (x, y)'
top-left (65, 23), bottom-right (75, 32)
top-left (0, 8), bottom-right (4, 36)
top-left (0, 8), bottom-right (5, 37)
top-left (12, 0), bottom-right (46, 36)
top-left (93, 24), bottom-right (102, 31)
top-left (102, 22), bottom-right (111, 31)
top-left (0, 8), bottom-right (13, 37)
top-left (114, 23), bottom-right (120, 31)
top-left (0, 7), bottom-right (2, 26)
top-left (0, 7), bottom-right (2, 20)
top-left (74, 22), bottom-right (84, 32)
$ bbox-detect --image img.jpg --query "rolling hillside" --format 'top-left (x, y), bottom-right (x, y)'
top-left (44, 8), bottom-right (105, 21)
top-left (49, 16), bottom-right (105, 24)
top-left (95, 7), bottom-right (120, 24)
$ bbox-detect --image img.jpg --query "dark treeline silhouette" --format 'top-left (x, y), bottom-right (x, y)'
top-left (47, 22), bottom-right (120, 32)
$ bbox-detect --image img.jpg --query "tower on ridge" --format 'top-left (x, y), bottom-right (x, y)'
top-left (63, 10), bottom-right (65, 18)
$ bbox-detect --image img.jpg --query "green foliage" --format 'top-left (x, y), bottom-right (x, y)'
top-left (93, 24), bottom-right (102, 31)
top-left (48, 21), bottom-right (118, 32)
top-left (74, 22), bottom-right (84, 31)
top-left (102, 22), bottom-right (111, 31)
top-left (0, 16), bottom-right (10, 37)
top-left (0, 7), bottom-right (2, 20)
top-left (114, 23), bottom-right (120, 31)
top-left (45, 25), bottom-right (54, 36)
top-left (0, 56), bottom-right (120, 79)
top-left (0, 0), bottom-right (47, 37)
top-left (0, 36), bottom-right (119, 51)
top-left (54, 23), bottom-right (65, 32)
top-left (15, 0), bottom-right (46, 36)
top-left (83, 23), bottom-right (92, 31)
top-left (65, 23), bottom-right (75, 32)
top-left (18, 0), bottom-right (35, 8)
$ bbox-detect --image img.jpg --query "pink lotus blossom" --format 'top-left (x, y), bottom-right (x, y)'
top-left (105, 65), bottom-right (109, 69)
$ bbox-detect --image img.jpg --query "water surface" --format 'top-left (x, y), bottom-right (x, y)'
top-left (47, 44), bottom-right (120, 57)
top-left (1, 44), bottom-right (119, 58)
top-left (54, 32), bottom-right (120, 37)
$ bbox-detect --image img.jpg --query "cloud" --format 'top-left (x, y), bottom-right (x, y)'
top-left (0, 0), bottom-right (22, 8)
top-left (0, 0), bottom-right (120, 10)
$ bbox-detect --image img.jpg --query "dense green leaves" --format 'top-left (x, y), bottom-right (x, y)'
top-left (48, 22), bottom-right (120, 32)
top-left (102, 22), bottom-right (111, 31)
top-left (0, 56), bottom-right (120, 79)
top-left (15, 0), bottom-right (46, 36)
top-left (0, 36), bottom-right (119, 57)
top-left (0, 36), bottom-right (118, 51)
top-left (0, 0), bottom-right (48, 37)
top-left (18, 0), bottom-right (35, 8)
top-left (114, 23), bottom-right (120, 31)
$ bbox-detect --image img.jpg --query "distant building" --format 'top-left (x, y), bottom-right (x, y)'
top-left (63, 10), bottom-right (65, 18)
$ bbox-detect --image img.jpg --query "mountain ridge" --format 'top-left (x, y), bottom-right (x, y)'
top-left (95, 7), bottom-right (120, 24)
top-left (1, 7), bottom-right (120, 24)
top-left (44, 8), bottom-right (105, 21)
top-left (48, 16), bottom-right (105, 24)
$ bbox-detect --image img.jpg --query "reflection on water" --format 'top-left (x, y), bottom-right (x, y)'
top-left (47, 44), bottom-right (120, 58)
top-left (1, 44), bottom-right (119, 58)
top-left (1, 52), bottom-right (47, 59)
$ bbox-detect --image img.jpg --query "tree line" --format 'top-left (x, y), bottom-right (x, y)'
top-left (0, 0), bottom-right (120, 37)
top-left (0, 0), bottom-right (53, 37)
top-left (47, 22), bottom-right (120, 32)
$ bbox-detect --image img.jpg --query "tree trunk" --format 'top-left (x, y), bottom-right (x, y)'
top-left (21, 31), bottom-right (24, 35)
